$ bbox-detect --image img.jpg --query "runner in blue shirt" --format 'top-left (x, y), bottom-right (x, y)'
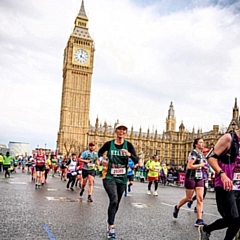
top-left (124, 158), bottom-right (135, 196)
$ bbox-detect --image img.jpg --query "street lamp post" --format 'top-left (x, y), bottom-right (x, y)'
top-left (86, 133), bottom-right (89, 149)
top-left (45, 143), bottom-right (47, 155)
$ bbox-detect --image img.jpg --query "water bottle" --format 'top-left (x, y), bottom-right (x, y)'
top-left (103, 157), bottom-right (108, 170)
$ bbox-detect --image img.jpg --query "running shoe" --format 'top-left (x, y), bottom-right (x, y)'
top-left (187, 201), bottom-right (192, 208)
top-left (173, 205), bottom-right (179, 218)
top-left (41, 182), bottom-right (44, 186)
top-left (195, 219), bottom-right (205, 227)
top-left (147, 190), bottom-right (151, 195)
top-left (124, 191), bottom-right (127, 197)
top-left (128, 185), bottom-right (131, 192)
top-left (235, 230), bottom-right (240, 240)
top-left (87, 196), bottom-right (93, 202)
top-left (107, 228), bottom-right (116, 239)
top-left (35, 184), bottom-right (38, 189)
top-left (70, 187), bottom-right (74, 191)
top-left (153, 191), bottom-right (158, 196)
top-left (198, 225), bottom-right (210, 240)
top-left (80, 189), bottom-right (85, 197)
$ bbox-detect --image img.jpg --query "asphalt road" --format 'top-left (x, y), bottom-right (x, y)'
top-left (0, 170), bottom-right (226, 240)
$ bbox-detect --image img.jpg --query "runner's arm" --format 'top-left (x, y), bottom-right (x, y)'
top-left (126, 142), bottom-right (138, 164)
top-left (98, 141), bottom-right (111, 158)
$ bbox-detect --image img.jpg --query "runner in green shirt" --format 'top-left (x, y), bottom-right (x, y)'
top-left (3, 152), bottom-right (11, 178)
top-left (98, 123), bottom-right (138, 239)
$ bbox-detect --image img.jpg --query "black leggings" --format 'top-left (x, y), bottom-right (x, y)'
top-left (148, 180), bottom-right (158, 191)
top-left (204, 187), bottom-right (240, 240)
top-left (103, 179), bottom-right (126, 226)
top-left (45, 169), bottom-right (50, 180)
top-left (67, 175), bottom-right (76, 188)
top-left (3, 165), bottom-right (10, 177)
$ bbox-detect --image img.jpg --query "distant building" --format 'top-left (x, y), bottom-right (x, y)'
top-left (0, 144), bottom-right (9, 156)
top-left (32, 148), bottom-right (54, 157)
top-left (9, 142), bottom-right (30, 157)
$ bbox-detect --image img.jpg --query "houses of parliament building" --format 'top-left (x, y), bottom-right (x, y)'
top-left (56, 1), bottom-right (239, 166)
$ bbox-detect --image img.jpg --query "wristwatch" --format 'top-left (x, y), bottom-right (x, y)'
top-left (218, 169), bottom-right (225, 176)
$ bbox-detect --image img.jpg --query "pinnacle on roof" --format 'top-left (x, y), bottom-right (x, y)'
top-left (168, 101), bottom-right (175, 119)
top-left (78, 0), bottom-right (88, 20)
top-left (234, 97), bottom-right (238, 108)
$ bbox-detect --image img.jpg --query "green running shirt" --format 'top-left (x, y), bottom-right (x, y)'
top-left (104, 140), bottom-right (129, 184)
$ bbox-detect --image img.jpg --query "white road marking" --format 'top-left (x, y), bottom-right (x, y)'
top-left (161, 202), bottom-right (220, 217)
top-left (9, 182), bottom-right (27, 185)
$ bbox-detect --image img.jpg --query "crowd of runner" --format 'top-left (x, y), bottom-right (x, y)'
top-left (0, 121), bottom-right (239, 240)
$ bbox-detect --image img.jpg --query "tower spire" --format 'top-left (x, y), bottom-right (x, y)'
top-left (78, 0), bottom-right (88, 20)
top-left (168, 101), bottom-right (175, 119)
top-left (166, 101), bottom-right (176, 132)
top-left (72, 0), bottom-right (91, 39)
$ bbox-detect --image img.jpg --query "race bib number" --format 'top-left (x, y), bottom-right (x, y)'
top-left (195, 169), bottom-right (202, 179)
top-left (233, 171), bottom-right (240, 191)
top-left (87, 163), bottom-right (95, 169)
top-left (111, 168), bottom-right (126, 175)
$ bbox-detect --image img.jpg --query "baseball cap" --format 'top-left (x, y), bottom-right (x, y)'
top-left (202, 148), bottom-right (210, 153)
top-left (115, 123), bottom-right (128, 130)
top-left (89, 142), bottom-right (95, 146)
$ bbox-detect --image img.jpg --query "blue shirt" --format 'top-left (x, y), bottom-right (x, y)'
top-left (127, 158), bottom-right (135, 176)
top-left (81, 150), bottom-right (98, 170)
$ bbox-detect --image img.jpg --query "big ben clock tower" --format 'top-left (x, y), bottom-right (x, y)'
top-left (57, 0), bottom-right (95, 156)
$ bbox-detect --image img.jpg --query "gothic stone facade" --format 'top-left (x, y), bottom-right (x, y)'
top-left (86, 99), bottom-right (239, 166)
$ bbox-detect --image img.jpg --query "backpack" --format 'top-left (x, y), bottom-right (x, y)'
top-left (219, 130), bottom-right (239, 164)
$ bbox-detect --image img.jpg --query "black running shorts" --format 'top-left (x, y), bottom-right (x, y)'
top-left (82, 169), bottom-right (96, 179)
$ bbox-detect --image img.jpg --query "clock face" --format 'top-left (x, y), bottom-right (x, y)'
top-left (74, 49), bottom-right (89, 63)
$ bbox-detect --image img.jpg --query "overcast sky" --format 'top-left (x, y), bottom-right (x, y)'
top-left (0, 0), bottom-right (240, 151)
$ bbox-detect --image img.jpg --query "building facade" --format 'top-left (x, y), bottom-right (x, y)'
top-left (0, 144), bottom-right (9, 156)
top-left (57, 1), bottom-right (239, 165)
top-left (8, 142), bottom-right (30, 157)
top-left (86, 99), bottom-right (239, 166)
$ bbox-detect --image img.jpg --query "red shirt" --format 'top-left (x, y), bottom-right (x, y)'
top-left (35, 154), bottom-right (45, 166)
